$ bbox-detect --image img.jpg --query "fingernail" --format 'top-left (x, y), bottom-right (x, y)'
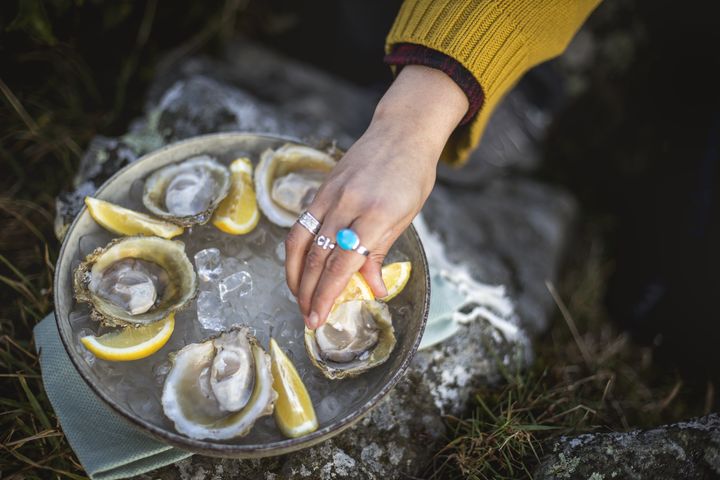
top-left (307, 312), bottom-right (319, 330)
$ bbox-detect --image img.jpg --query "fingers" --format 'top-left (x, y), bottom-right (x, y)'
top-left (359, 251), bottom-right (388, 299)
top-left (296, 210), bottom-right (355, 321)
top-left (309, 217), bottom-right (392, 329)
top-left (285, 208), bottom-right (326, 295)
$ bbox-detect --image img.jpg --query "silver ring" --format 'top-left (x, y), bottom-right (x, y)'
top-left (355, 245), bottom-right (370, 257)
top-left (297, 211), bottom-right (321, 236)
top-left (315, 235), bottom-right (336, 250)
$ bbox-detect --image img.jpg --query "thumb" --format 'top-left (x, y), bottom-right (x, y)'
top-left (360, 251), bottom-right (388, 299)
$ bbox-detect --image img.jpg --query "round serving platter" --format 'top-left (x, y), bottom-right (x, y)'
top-left (54, 132), bottom-right (430, 458)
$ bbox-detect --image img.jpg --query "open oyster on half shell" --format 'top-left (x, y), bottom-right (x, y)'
top-left (73, 236), bottom-right (197, 327)
top-left (305, 300), bottom-right (396, 379)
top-left (255, 144), bottom-right (337, 227)
top-left (143, 155), bottom-right (231, 227)
top-left (161, 326), bottom-right (277, 440)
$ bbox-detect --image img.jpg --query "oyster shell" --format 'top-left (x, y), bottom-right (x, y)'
top-left (143, 155), bottom-right (231, 227)
top-left (305, 300), bottom-right (396, 379)
top-left (73, 236), bottom-right (197, 327)
top-left (161, 326), bottom-right (277, 440)
top-left (255, 144), bottom-right (336, 227)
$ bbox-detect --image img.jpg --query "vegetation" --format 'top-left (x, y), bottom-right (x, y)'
top-left (1, 1), bottom-right (713, 479)
top-left (430, 239), bottom-right (715, 479)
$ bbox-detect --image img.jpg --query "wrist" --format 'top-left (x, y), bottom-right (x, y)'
top-left (372, 65), bottom-right (469, 152)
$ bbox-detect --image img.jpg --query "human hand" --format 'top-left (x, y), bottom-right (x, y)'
top-left (284, 65), bottom-right (469, 329)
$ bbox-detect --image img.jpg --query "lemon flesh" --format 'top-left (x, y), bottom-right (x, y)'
top-left (85, 197), bottom-right (184, 239)
top-left (380, 262), bottom-right (412, 301)
top-left (333, 272), bottom-right (374, 309)
top-left (212, 158), bottom-right (260, 235)
top-left (80, 313), bottom-right (175, 361)
top-left (270, 338), bottom-right (318, 438)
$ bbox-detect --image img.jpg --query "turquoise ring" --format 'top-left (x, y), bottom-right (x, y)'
top-left (336, 228), bottom-right (370, 256)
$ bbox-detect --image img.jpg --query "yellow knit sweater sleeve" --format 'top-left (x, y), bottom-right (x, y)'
top-left (386, 0), bottom-right (601, 166)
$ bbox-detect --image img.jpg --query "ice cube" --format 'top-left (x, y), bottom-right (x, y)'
top-left (221, 256), bottom-right (247, 274)
top-left (196, 290), bottom-right (225, 331)
top-left (79, 233), bottom-right (108, 258)
top-left (275, 241), bottom-right (286, 262)
top-left (318, 395), bottom-right (343, 420)
top-left (79, 343), bottom-right (96, 367)
top-left (127, 387), bottom-right (162, 420)
top-left (153, 360), bottom-right (172, 386)
top-left (194, 248), bottom-right (222, 282)
top-left (247, 228), bottom-right (267, 248)
top-left (279, 280), bottom-right (297, 305)
top-left (278, 320), bottom-right (294, 339)
top-left (219, 271), bottom-right (252, 302)
top-left (69, 306), bottom-right (92, 328)
top-left (251, 312), bottom-right (274, 337)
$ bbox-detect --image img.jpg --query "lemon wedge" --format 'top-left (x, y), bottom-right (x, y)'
top-left (333, 272), bottom-right (374, 309)
top-left (212, 157), bottom-right (260, 235)
top-left (85, 197), bottom-right (183, 239)
top-left (80, 313), bottom-right (175, 362)
top-left (269, 337), bottom-right (318, 438)
top-left (380, 262), bottom-right (412, 301)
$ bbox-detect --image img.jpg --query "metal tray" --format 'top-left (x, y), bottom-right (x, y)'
top-left (53, 132), bottom-right (429, 458)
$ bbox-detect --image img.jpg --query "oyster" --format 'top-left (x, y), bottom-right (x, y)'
top-left (73, 236), bottom-right (197, 327)
top-left (143, 155), bottom-right (231, 227)
top-left (305, 300), bottom-right (396, 379)
top-left (255, 144), bottom-right (337, 227)
top-left (161, 326), bottom-right (277, 440)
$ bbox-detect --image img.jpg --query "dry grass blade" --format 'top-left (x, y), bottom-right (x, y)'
top-left (0, 77), bottom-right (39, 135)
top-left (0, 444), bottom-right (87, 480)
top-left (546, 280), bottom-right (593, 368)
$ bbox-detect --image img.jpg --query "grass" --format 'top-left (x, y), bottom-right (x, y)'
top-left (0, 196), bottom-right (84, 477)
top-left (1, 74), bottom-right (88, 475)
top-left (430, 238), bottom-right (716, 479)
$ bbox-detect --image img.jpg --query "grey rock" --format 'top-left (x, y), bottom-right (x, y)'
top-left (534, 414), bottom-right (720, 480)
top-left (152, 75), bottom-right (351, 147)
top-left (147, 39), bottom-right (380, 142)
top-left (423, 180), bottom-right (577, 333)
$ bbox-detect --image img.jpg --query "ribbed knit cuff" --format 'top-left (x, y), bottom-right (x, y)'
top-left (386, 1), bottom-right (530, 105)
top-left (384, 43), bottom-right (485, 125)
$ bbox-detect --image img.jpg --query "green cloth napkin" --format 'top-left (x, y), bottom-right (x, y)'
top-left (420, 270), bottom-right (466, 349)
top-left (33, 315), bottom-right (192, 480)
top-left (34, 264), bottom-right (497, 478)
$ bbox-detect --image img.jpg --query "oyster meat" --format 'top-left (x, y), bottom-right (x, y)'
top-left (255, 144), bottom-right (337, 227)
top-left (305, 300), bottom-right (396, 379)
top-left (143, 155), bottom-right (231, 227)
top-left (161, 326), bottom-right (277, 440)
top-left (73, 236), bottom-right (197, 327)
